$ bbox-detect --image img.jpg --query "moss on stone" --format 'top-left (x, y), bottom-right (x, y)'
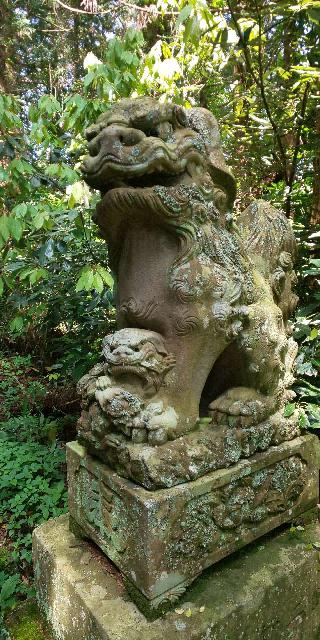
top-left (5, 601), bottom-right (52, 640)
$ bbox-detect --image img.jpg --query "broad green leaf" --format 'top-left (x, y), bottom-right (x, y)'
top-left (0, 277), bottom-right (3, 296)
top-left (38, 94), bottom-right (61, 115)
top-left (184, 16), bottom-right (201, 44)
top-left (0, 216), bottom-right (10, 242)
top-left (83, 72), bottom-right (96, 89)
top-left (0, 573), bottom-right (21, 602)
top-left (92, 272), bottom-right (104, 293)
top-left (29, 268), bottom-right (48, 284)
top-left (283, 403), bottom-right (296, 418)
top-left (8, 218), bottom-right (23, 241)
top-left (298, 411), bottom-right (309, 428)
top-left (307, 7), bottom-right (320, 24)
top-left (97, 266), bottom-right (114, 288)
top-left (12, 203), bottom-right (28, 217)
top-left (31, 212), bottom-right (47, 230)
top-left (308, 328), bottom-right (318, 341)
top-left (177, 4), bottom-right (192, 27)
top-left (76, 268), bottom-right (94, 292)
top-left (19, 268), bottom-right (34, 281)
top-left (9, 316), bottom-right (24, 333)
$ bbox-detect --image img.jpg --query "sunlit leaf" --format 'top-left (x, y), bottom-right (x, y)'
top-left (284, 403), bottom-right (296, 417)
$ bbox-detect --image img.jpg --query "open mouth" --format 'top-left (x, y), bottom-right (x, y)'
top-left (81, 137), bottom-right (199, 191)
top-left (110, 171), bottom-right (182, 190)
top-left (109, 364), bottom-right (151, 385)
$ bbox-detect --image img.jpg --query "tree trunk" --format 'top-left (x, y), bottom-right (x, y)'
top-left (311, 108), bottom-right (320, 226)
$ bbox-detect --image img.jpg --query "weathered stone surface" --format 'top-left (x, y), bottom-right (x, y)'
top-left (53, 96), bottom-right (319, 620)
top-left (79, 410), bottom-right (301, 490)
top-left (67, 434), bottom-right (319, 607)
top-left (33, 513), bottom-right (320, 640)
top-left (77, 96), bottom-right (300, 462)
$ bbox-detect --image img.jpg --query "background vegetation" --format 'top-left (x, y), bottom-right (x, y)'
top-left (0, 0), bottom-right (319, 635)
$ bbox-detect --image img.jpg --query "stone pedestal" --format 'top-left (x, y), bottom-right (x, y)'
top-left (33, 513), bottom-right (320, 640)
top-left (67, 434), bottom-right (319, 609)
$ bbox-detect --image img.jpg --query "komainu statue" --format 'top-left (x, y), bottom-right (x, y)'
top-left (77, 97), bottom-right (299, 481)
top-left (66, 97), bottom-right (319, 610)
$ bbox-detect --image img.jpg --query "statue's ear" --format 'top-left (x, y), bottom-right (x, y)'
top-left (172, 105), bottom-right (188, 127)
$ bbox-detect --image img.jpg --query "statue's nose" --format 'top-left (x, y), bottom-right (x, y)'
top-left (86, 125), bottom-right (145, 157)
top-left (113, 346), bottom-right (134, 358)
top-left (85, 123), bottom-right (101, 141)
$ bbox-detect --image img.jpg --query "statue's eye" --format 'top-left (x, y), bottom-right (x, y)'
top-left (144, 127), bottom-right (159, 137)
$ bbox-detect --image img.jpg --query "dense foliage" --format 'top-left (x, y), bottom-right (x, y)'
top-left (0, 0), bottom-right (319, 630)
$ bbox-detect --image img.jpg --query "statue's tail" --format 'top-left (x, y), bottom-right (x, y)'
top-left (237, 200), bottom-right (298, 321)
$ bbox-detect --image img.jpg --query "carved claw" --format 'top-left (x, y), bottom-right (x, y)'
top-left (96, 375), bottom-right (112, 391)
top-left (132, 428), bottom-right (148, 443)
top-left (209, 388), bottom-right (277, 427)
top-left (148, 428), bottom-right (168, 445)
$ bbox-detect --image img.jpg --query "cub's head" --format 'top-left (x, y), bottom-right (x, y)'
top-left (102, 328), bottom-right (176, 391)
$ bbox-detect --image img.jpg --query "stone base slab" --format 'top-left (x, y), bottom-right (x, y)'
top-left (81, 410), bottom-right (301, 489)
top-left (67, 435), bottom-right (319, 608)
top-left (33, 513), bottom-right (320, 640)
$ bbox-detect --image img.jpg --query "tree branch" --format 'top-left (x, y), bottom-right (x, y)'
top-left (41, 27), bottom-right (72, 32)
top-left (254, 0), bottom-right (289, 178)
top-left (119, 1), bottom-right (178, 14)
top-left (226, 0), bottom-right (289, 181)
top-left (285, 81), bottom-right (311, 215)
top-left (53, 0), bottom-right (112, 15)
top-left (53, 0), bottom-right (177, 16)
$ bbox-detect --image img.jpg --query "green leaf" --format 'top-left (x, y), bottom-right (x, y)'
top-left (67, 181), bottom-right (87, 206)
top-left (83, 71), bottom-right (96, 89)
top-left (96, 266), bottom-right (114, 288)
top-left (75, 267), bottom-right (94, 292)
top-left (12, 203), bottom-right (28, 217)
top-left (184, 16), bottom-right (201, 44)
top-left (29, 268), bottom-right (48, 284)
top-left (92, 272), bottom-right (104, 293)
top-left (307, 7), bottom-right (320, 24)
top-left (298, 411), bottom-right (309, 428)
top-left (308, 328), bottom-right (318, 341)
top-left (0, 278), bottom-right (4, 296)
top-left (0, 216), bottom-right (10, 242)
top-left (177, 4), bottom-right (192, 27)
top-left (8, 218), bottom-right (23, 241)
top-left (308, 422), bottom-right (320, 429)
top-left (0, 573), bottom-right (21, 604)
top-left (283, 403), bottom-right (296, 417)
top-left (242, 26), bottom-right (253, 44)
top-left (31, 211), bottom-right (47, 230)
top-left (38, 94), bottom-right (61, 115)
top-left (9, 316), bottom-right (24, 333)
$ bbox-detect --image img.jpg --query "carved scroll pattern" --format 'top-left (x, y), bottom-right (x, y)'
top-left (170, 456), bottom-right (307, 558)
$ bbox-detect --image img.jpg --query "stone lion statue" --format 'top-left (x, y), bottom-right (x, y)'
top-left (77, 97), bottom-right (298, 454)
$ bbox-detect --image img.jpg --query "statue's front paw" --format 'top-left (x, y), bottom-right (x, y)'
top-left (209, 387), bottom-right (276, 427)
top-left (96, 375), bottom-right (113, 391)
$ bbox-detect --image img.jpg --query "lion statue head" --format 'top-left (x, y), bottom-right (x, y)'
top-left (81, 97), bottom-right (236, 211)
